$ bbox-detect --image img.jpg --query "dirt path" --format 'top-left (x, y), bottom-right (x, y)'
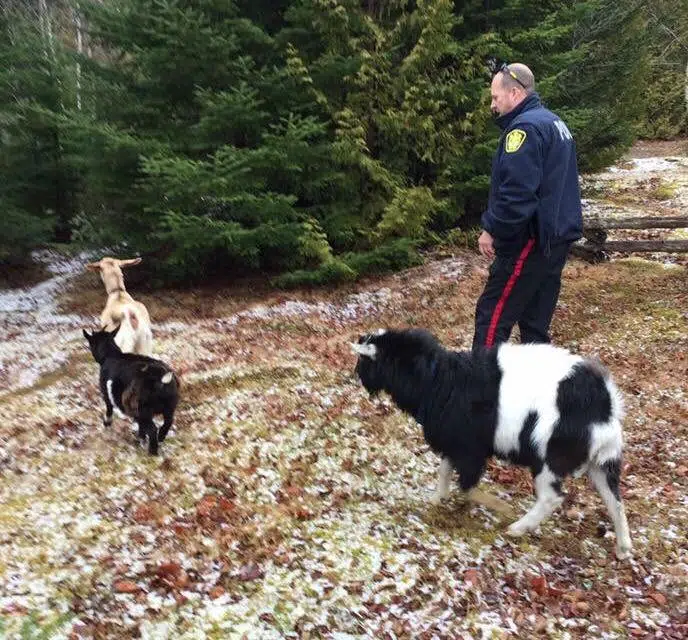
top-left (0, 144), bottom-right (686, 639)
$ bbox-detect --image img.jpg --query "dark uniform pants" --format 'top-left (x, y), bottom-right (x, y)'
top-left (472, 239), bottom-right (571, 349)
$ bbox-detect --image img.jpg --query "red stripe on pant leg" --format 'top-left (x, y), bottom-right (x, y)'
top-left (485, 239), bottom-right (536, 347)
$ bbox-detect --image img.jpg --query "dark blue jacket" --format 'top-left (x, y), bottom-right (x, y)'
top-left (481, 93), bottom-right (583, 255)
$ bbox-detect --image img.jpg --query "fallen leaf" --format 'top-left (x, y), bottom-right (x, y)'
top-left (238, 564), bottom-right (263, 581)
top-left (113, 580), bottom-right (139, 594)
top-left (530, 574), bottom-right (548, 596)
top-left (464, 569), bottom-right (480, 587)
top-left (156, 562), bottom-right (182, 579)
top-left (574, 601), bottom-right (591, 615)
top-left (209, 586), bottom-right (225, 599)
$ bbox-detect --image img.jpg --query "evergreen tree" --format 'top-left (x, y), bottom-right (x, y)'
top-left (1, 0), bottom-right (663, 282)
top-left (0, 1), bottom-right (77, 263)
top-left (638, 0), bottom-right (688, 138)
top-left (454, 0), bottom-right (651, 170)
top-left (68, 0), bottom-right (352, 282)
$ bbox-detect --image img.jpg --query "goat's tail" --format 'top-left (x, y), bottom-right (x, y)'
top-left (154, 370), bottom-right (178, 392)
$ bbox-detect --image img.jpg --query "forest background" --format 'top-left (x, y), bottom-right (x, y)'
top-left (1, 0), bottom-right (687, 287)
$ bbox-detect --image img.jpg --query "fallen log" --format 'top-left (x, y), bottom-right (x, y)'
top-left (572, 239), bottom-right (688, 262)
top-left (584, 215), bottom-right (688, 230)
top-left (596, 239), bottom-right (688, 252)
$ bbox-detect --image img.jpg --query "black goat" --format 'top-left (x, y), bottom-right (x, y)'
top-left (83, 325), bottom-right (179, 455)
top-left (352, 328), bottom-right (632, 560)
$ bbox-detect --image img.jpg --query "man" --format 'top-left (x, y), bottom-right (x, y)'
top-left (472, 63), bottom-right (583, 349)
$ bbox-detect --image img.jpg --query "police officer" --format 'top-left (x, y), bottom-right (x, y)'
top-left (472, 63), bottom-right (583, 349)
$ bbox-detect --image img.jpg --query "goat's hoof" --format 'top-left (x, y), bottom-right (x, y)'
top-left (430, 492), bottom-right (447, 506)
top-left (615, 545), bottom-right (633, 561)
top-left (103, 418), bottom-right (112, 427)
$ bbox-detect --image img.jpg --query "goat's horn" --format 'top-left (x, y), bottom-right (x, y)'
top-left (118, 257), bottom-right (142, 267)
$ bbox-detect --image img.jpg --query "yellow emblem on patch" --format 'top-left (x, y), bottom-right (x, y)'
top-left (505, 129), bottom-right (527, 153)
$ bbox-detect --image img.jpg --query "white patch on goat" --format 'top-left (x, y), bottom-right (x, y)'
top-left (161, 372), bottom-right (173, 384)
top-left (589, 420), bottom-right (623, 465)
top-left (351, 343), bottom-right (377, 358)
top-left (493, 344), bottom-right (583, 458)
top-left (106, 379), bottom-right (127, 419)
top-left (588, 376), bottom-right (625, 462)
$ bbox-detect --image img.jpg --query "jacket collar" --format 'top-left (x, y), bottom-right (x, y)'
top-left (495, 92), bottom-right (542, 130)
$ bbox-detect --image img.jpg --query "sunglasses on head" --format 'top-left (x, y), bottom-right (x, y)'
top-left (497, 63), bottom-right (528, 90)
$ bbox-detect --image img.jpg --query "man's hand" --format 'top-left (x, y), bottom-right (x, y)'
top-left (478, 230), bottom-right (495, 260)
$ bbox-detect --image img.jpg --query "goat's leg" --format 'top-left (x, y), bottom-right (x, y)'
top-left (507, 465), bottom-right (563, 536)
top-left (102, 394), bottom-right (113, 427)
top-left (455, 458), bottom-right (514, 515)
top-left (136, 420), bottom-right (147, 447)
top-left (138, 328), bottom-right (154, 358)
top-left (588, 461), bottom-right (633, 560)
top-left (158, 411), bottom-right (174, 443)
top-left (458, 457), bottom-right (486, 495)
top-left (143, 417), bottom-right (159, 456)
top-left (99, 378), bottom-right (113, 426)
top-left (430, 457), bottom-right (453, 504)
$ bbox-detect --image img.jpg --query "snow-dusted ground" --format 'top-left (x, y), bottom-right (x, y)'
top-left (0, 153), bottom-right (686, 639)
top-left (0, 251), bottom-right (100, 393)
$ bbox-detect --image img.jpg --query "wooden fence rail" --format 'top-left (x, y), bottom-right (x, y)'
top-left (573, 214), bottom-right (688, 261)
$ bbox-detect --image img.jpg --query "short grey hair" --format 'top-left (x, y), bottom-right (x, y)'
top-left (499, 63), bottom-right (535, 93)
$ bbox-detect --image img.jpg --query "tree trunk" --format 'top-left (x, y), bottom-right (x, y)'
top-left (74, 2), bottom-right (83, 111)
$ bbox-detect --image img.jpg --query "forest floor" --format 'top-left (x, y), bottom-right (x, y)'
top-left (0, 141), bottom-right (686, 639)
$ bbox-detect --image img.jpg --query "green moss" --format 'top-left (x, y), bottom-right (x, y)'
top-left (648, 180), bottom-right (677, 200)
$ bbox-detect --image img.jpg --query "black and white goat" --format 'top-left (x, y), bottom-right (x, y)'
top-left (352, 328), bottom-right (633, 560)
top-left (83, 325), bottom-right (179, 456)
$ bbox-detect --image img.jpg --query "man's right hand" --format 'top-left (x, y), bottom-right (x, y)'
top-left (478, 230), bottom-right (495, 260)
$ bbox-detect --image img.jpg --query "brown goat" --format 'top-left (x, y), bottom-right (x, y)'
top-left (86, 257), bottom-right (153, 356)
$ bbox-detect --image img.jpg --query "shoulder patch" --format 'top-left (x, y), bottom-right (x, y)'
top-left (505, 129), bottom-right (527, 153)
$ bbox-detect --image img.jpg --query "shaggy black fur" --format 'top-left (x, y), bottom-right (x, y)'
top-left (84, 325), bottom-right (179, 455)
top-left (355, 329), bottom-right (503, 491)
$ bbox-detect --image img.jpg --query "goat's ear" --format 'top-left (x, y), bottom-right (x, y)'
top-left (118, 257), bottom-right (142, 268)
top-left (351, 342), bottom-right (377, 358)
top-left (82, 329), bottom-right (91, 339)
top-left (85, 261), bottom-right (101, 271)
